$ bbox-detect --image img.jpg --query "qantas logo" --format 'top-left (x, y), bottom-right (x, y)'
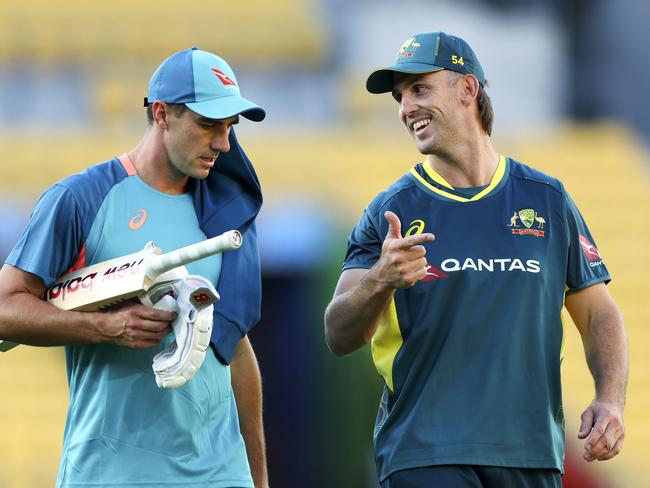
top-left (579, 235), bottom-right (604, 267)
top-left (211, 68), bottom-right (237, 86)
top-left (421, 257), bottom-right (541, 282)
top-left (422, 264), bottom-right (448, 282)
top-left (441, 258), bottom-right (541, 273)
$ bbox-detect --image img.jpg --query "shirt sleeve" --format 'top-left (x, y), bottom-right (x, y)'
top-left (5, 184), bottom-right (85, 286)
top-left (342, 207), bottom-right (382, 271)
top-left (563, 189), bottom-right (611, 294)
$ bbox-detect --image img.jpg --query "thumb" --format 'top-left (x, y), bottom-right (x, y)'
top-left (384, 211), bottom-right (402, 239)
top-left (578, 407), bottom-right (595, 439)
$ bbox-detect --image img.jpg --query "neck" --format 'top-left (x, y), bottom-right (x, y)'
top-left (128, 128), bottom-right (189, 195)
top-left (426, 132), bottom-right (499, 188)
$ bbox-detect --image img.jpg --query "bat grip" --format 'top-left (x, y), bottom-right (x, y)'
top-left (144, 230), bottom-right (242, 280)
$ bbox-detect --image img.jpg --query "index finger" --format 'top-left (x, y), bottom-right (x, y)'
top-left (394, 233), bottom-right (435, 250)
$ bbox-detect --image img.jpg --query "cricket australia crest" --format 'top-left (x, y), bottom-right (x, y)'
top-left (507, 208), bottom-right (546, 237)
top-left (399, 37), bottom-right (421, 57)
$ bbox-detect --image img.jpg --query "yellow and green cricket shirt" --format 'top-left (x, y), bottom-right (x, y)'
top-left (342, 156), bottom-right (610, 482)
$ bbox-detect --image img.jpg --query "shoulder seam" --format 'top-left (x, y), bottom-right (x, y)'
top-left (51, 182), bottom-right (87, 247)
top-left (509, 172), bottom-right (564, 196)
top-left (369, 179), bottom-right (418, 219)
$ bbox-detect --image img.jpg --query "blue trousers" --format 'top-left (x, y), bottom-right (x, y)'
top-left (381, 465), bottom-right (562, 488)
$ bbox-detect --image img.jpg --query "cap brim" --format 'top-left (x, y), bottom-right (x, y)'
top-left (186, 95), bottom-right (266, 122)
top-left (366, 64), bottom-right (445, 94)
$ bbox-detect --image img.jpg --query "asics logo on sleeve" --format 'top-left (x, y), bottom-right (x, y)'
top-left (128, 209), bottom-right (148, 230)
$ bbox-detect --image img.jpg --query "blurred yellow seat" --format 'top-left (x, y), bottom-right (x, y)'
top-left (0, 346), bottom-right (68, 488)
top-left (508, 124), bottom-right (650, 487)
top-left (0, 0), bottom-right (328, 65)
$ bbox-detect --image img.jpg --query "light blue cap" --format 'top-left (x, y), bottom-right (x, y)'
top-left (145, 47), bottom-right (266, 122)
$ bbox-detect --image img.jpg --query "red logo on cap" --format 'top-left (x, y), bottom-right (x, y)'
top-left (579, 235), bottom-right (602, 261)
top-left (211, 69), bottom-right (237, 86)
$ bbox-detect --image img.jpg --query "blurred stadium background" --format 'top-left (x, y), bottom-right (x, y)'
top-left (0, 0), bottom-right (648, 486)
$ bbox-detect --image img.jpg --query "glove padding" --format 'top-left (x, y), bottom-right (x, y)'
top-left (146, 275), bottom-right (219, 388)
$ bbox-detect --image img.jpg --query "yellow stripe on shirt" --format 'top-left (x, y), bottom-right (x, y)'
top-left (371, 298), bottom-right (403, 392)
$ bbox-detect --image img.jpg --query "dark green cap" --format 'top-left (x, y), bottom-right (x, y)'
top-left (366, 32), bottom-right (485, 93)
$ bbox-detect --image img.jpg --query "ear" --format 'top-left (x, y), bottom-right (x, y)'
top-left (460, 74), bottom-right (480, 107)
top-left (151, 101), bottom-right (169, 129)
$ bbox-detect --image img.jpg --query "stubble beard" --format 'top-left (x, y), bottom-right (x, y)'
top-left (414, 132), bottom-right (441, 156)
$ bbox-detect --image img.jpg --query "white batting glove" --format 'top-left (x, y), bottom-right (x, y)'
top-left (146, 275), bottom-right (219, 388)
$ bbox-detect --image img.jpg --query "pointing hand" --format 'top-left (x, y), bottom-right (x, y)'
top-left (371, 211), bottom-right (435, 289)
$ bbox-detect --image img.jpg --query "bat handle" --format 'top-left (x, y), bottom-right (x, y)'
top-left (144, 230), bottom-right (242, 280)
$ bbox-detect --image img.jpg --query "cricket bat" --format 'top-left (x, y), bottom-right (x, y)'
top-left (0, 230), bottom-right (242, 352)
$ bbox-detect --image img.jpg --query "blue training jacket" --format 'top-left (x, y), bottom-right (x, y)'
top-left (194, 129), bottom-right (263, 363)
